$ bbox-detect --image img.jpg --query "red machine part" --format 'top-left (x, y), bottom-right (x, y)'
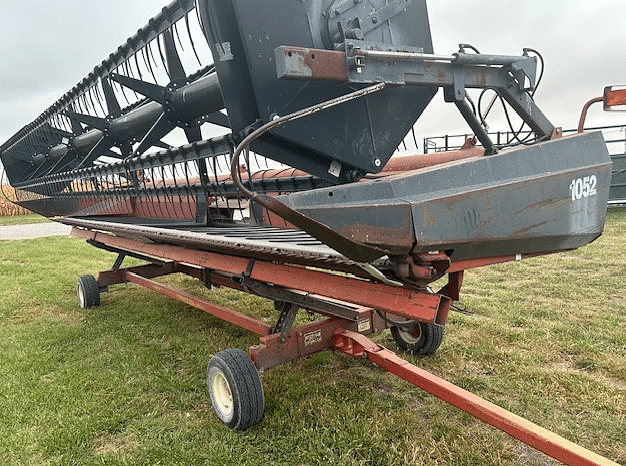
top-left (73, 228), bottom-right (452, 325)
top-left (71, 227), bottom-right (619, 465)
top-left (578, 86), bottom-right (626, 132)
top-left (331, 330), bottom-right (620, 466)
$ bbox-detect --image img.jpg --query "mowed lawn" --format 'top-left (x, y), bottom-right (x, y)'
top-left (0, 210), bottom-right (624, 465)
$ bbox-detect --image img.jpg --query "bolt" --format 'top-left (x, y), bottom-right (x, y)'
top-left (372, 157), bottom-right (382, 168)
top-left (372, 16), bottom-right (378, 24)
top-left (350, 170), bottom-right (363, 182)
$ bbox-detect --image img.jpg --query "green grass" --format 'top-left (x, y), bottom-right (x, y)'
top-left (0, 210), bottom-right (625, 465)
top-left (0, 213), bottom-right (50, 226)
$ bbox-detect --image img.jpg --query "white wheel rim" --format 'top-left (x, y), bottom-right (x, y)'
top-left (211, 370), bottom-right (233, 417)
top-left (77, 284), bottom-right (85, 308)
top-left (398, 325), bottom-right (422, 345)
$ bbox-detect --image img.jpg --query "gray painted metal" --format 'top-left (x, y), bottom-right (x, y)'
top-left (609, 153), bottom-right (626, 203)
top-left (198, 0), bottom-right (437, 182)
top-left (279, 132), bottom-right (612, 260)
top-left (423, 127), bottom-right (626, 205)
top-left (0, 0), bottom-right (613, 268)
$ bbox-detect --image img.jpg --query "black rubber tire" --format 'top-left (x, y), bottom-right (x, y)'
top-left (207, 348), bottom-right (264, 430)
top-left (390, 322), bottom-right (444, 356)
top-left (77, 275), bottom-right (100, 309)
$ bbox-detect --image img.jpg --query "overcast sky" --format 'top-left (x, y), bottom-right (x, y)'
top-left (1, 0), bottom-right (625, 157)
top-left (418, 0), bottom-right (626, 142)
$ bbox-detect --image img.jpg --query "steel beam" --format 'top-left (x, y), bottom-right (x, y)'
top-left (275, 46), bottom-right (555, 139)
top-left (71, 227), bottom-right (452, 325)
top-left (331, 330), bottom-right (620, 466)
top-left (124, 271), bottom-right (272, 336)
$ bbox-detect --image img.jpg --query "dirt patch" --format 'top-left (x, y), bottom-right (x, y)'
top-left (93, 432), bottom-right (138, 457)
top-left (10, 305), bottom-right (85, 326)
top-left (516, 442), bottom-right (562, 465)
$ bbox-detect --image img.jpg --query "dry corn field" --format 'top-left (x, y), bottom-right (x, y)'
top-left (0, 186), bottom-right (30, 216)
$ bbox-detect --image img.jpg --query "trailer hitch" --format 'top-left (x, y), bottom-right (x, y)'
top-left (331, 330), bottom-right (620, 466)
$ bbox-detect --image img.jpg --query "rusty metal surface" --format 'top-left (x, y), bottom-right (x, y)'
top-left (280, 132), bottom-right (612, 261)
top-left (275, 46), bottom-right (348, 82)
top-left (331, 330), bottom-right (620, 466)
top-left (71, 227), bottom-right (450, 324)
top-left (604, 87), bottom-right (626, 109)
top-left (293, 201), bottom-right (415, 255)
top-left (125, 271), bottom-right (272, 336)
top-left (578, 97), bottom-right (605, 133)
top-left (378, 145), bottom-right (484, 175)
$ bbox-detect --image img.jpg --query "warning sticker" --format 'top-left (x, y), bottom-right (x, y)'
top-left (358, 319), bottom-right (371, 333)
top-left (304, 330), bottom-right (322, 346)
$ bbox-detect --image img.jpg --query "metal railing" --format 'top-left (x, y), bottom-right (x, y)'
top-left (423, 125), bottom-right (626, 205)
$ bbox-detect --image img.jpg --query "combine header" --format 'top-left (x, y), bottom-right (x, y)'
top-left (1, 1), bottom-right (621, 464)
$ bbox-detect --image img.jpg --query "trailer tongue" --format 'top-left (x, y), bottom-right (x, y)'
top-left (0, 0), bottom-right (620, 464)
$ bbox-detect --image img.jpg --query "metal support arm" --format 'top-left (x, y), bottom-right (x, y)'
top-left (275, 46), bottom-right (556, 140)
top-left (331, 330), bottom-right (620, 466)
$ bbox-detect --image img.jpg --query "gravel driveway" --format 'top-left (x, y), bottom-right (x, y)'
top-left (0, 222), bottom-right (72, 240)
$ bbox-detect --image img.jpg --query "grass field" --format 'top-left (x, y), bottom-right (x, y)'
top-left (0, 210), bottom-right (624, 465)
top-left (0, 213), bottom-right (50, 226)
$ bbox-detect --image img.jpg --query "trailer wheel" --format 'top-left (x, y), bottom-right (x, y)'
top-left (77, 275), bottom-right (100, 309)
top-left (207, 348), bottom-right (264, 430)
top-left (391, 322), bottom-right (444, 356)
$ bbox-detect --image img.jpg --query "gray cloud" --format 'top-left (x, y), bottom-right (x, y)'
top-left (1, 0), bottom-right (624, 154)
top-left (0, 0), bottom-right (159, 145)
top-left (417, 0), bottom-right (626, 138)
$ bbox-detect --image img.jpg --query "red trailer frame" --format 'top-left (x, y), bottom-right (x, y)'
top-left (70, 225), bottom-right (619, 466)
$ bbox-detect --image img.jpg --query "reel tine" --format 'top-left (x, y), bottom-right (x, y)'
top-left (173, 21), bottom-right (184, 52)
top-left (185, 11), bottom-right (202, 66)
top-left (134, 50), bottom-right (144, 82)
top-left (93, 81), bottom-right (107, 117)
top-left (411, 126), bottom-right (418, 151)
top-left (88, 86), bottom-right (101, 117)
top-left (143, 42), bottom-right (159, 85)
top-left (163, 28), bottom-right (186, 82)
top-left (156, 33), bottom-right (170, 81)
top-left (120, 62), bottom-right (133, 103)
